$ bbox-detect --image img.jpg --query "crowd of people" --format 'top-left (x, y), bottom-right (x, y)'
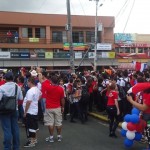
top-left (0, 66), bottom-right (150, 149)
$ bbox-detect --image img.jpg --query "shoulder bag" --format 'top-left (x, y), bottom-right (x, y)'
top-left (0, 84), bottom-right (18, 114)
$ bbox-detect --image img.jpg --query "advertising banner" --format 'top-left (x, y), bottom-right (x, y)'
top-left (11, 52), bottom-right (30, 58)
top-left (0, 52), bottom-right (10, 59)
top-left (29, 38), bottom-right (39, 42)
top-left (53, 52), bottom-right (70, 58)
top-left (108, 52), bottom-right (115, 58)
top-left (63, 43), bottom-right (87, 51)
top-left (75, 52), bottom-right (82, 59)
top-left (45, 52), bottom-right (53, 59)
top-left (97, 43), bottom-right (112, 50)
top-left (37, 52), bottom-right (45, 58)
top-left (114, 33), bottom-right (136, 43)
top-left (88, 52), bottom-right (94, 58)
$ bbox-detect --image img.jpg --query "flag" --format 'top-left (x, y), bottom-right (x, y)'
top-left (128, 83), bottom-right (150, 94)
top-left (132, 61), bottom-right (147, 72)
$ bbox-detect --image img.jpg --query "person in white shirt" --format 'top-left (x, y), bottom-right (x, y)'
top-left (23, 77), bottom-right (42, 148)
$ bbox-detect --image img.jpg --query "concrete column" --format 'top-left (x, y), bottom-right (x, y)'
top-left (46, 26), bottom-right (50, 44)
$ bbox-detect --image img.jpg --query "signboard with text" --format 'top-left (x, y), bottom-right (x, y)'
top-left (0, 52), bottom-right (10, 59)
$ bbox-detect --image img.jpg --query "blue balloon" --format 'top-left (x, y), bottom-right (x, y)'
top-left (124, 114), bottom-right (131, 122)
top-left (131, 108), bottom-right (140, 115)
top-left (130, 114), bottom-right (140, 124)
top-left (134, 132), bottom-right (142, 141)
top-left (121, 129), bottom-right (127, 137)
top-left (124, 138), bottom-right (134, 148)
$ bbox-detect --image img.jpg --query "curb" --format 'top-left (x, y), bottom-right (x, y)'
top-left (89, 112), bottom-right (122, 128)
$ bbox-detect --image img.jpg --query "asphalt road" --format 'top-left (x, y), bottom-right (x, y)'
top-left (0, 117), bottom-right (145, 150)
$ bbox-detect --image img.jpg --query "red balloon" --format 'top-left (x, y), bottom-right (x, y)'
top-left (136, 119), bottom-right (147, 133)
top-left (127, 122), bottom-right (137, 131)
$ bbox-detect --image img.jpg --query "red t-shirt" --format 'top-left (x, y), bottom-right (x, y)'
top-left (107, 90), bottom-right (118, 106)
top-left (41, 79), bottom-right (51, 98)
top-left (0, 79), bottom-right (5, 86)
top-left (45, 84), bottom-right (64, 109)
top-left (143, 93), bottom-right (150, 114)
top-left (88, 81), bottom-right (96, 94)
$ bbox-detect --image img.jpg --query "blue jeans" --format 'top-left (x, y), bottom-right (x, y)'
top-left (0, 111), bottom-right (20, 150)
top-left (41, 98), bottom-right (46, 113)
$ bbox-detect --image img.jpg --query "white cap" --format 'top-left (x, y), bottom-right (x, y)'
top-left (30, 70), bottom-right (37, 77)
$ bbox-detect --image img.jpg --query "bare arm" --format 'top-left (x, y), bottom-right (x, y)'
top-left (24, 101), bottom-right (32, 116)
top-left (127, 95), bottom-right (149, 111)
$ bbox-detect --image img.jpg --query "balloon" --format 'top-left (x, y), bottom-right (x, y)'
top-left (126, 131), bottom-right (136, 140)
top-left (134, 132), bottom-right (142, 141)
top-left (127, 122), bottom-right (137, 131)
top-left (131, 108), bottom-right (140, 115)
top-left (130, 114), bottom-right (139, 124)
top-left (122, 122), bottom-right (128, 130)
top-left (124, 114), bottom-right (131, 122)
top-left (136, 119), bottom-right (147, 133)
top-left (124, 138), bottom-right (134, 148)
top-left (121, 129), bottom-right (127, 137)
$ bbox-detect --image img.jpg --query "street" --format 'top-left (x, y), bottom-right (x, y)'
top-left (0, 117), bottom-right (145, 150)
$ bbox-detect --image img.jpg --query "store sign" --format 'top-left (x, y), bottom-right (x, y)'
top-left (29, 38), bottom-right (39, 42)
top-left (0, 52), bottom-right (10, 59)
top-left (101, 52), bottom-right (116, 58)
top-left (11, 52), bottom-right (30, 58)
top-left (116, 43), bottom-right (150, 48)
top-left (53, 52), bottom-right (70, 58)
top-left (37, 52), bottom-right (45, 58)
top-left (45, 52), bottom-right (53, 59)
top-left (63, 43), bottom-right (87, 51)
top-left (114, 33), bottom-right (136, 43)
top-left (88, 52), bottom-right (94, 58)
top-left (97, 43), bottom-right (112, 50)
top-left (75, 52), bottom-right (82, 59)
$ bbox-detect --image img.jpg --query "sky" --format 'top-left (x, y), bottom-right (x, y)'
top-left (0, 0), bottom-right (150, 34)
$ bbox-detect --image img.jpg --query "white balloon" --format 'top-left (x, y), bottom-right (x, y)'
top-left (122, 122), bottom-right (128, 130)
top-left (126, 131), bottom-right (135, 140)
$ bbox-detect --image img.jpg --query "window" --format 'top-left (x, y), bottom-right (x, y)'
top-left (35, 28), bottom-right (45, 38)
top-left (86, 31), bottom-right (101, 43)
top-left (52, 31), bottom-right (62, 43)
top-left (138, 48), bottom-right (143, 53)
top-left (22, 28), bottom-right (32, 38)
top-left (62, 31), bottom-right (67, 43)
top-left (131, 48), bottom-right (136, 53)
top-left (115, 48), bottom-right (119, 53)
top-left (124, 48), bottom-right (130, 53)
top-left (72, 31), bottom-right (84, 43)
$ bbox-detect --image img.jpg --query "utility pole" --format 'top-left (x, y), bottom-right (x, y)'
top-left (66, 0), bottom-right (75, 73)
top-left (89, 0), bottom-right (99, 72)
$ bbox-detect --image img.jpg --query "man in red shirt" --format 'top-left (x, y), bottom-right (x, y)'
top-left (43, 75), bottom-right (65, 143)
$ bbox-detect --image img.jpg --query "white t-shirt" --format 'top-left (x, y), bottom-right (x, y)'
top-left (23, 86), bottom-right (42, 115)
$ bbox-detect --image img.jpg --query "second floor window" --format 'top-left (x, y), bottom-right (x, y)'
top-left (22, 27), bottom-right (32, 38)
top-left (86, 31), bottom-right (95, 43)
top-left (52, 31), bottom-right (62, 43)
top-left (72, 31), bottom-right (84, 43)
top-left (35, 28), bottom-right (46, 38)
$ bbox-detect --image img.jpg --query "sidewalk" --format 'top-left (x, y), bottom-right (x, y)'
top-left (88, 111), bottom-right (122, 127)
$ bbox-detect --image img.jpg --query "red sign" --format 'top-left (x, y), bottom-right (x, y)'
top-left (116, 43), bottom-right (150, 48)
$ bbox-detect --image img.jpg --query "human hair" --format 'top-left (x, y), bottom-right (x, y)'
top-left (51, 75), bottom-right (59, 84)
top-left (28, 77), bottom-right (35, 85)
top-left (109, 81), bottom-right (116, 90)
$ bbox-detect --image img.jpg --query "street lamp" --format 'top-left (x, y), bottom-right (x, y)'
top-left (89, 0), bottom-right (103, 72)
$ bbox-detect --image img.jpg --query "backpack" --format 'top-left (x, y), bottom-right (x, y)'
top-left (123, 79), bottom-right (132, 93)
top-left (80, 85), bottom-right (90, 104)
top-left (117, 84), bottom-right (126, 99)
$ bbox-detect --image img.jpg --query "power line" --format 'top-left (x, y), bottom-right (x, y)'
top-left (123, 0), bottom-right (136, 33)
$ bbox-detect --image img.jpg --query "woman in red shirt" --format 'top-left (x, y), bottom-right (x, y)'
top-left (106, 81), bottom-right (120, 138)
top-left (127, 87), bottom-right (150, 149)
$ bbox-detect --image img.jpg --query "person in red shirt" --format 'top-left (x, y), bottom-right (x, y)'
top-left (106, 81), bottom-right (120, 138)
top-left (0, 74), bottom-right (5, 86)
top-left (127, 87), bottom-right (150, 149)
top-left (43, 75), bottom-right (65, 143)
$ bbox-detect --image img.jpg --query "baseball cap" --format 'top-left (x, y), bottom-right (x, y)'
top-left (4, 71), bottom-right (13, 79)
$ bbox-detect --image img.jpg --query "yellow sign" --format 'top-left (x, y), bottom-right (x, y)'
top-left (108, 52), bottom-right (115, 58)
top-left (45, 52), bottom-right (53, 59)
top-left (29, 38), bottom-right (39, 42)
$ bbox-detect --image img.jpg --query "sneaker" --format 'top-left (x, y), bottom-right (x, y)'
top-left (24, 140), bottom-right (35, 148)
top-left (57, 136), bottom-right (62, 142)
top-left (45, 137), bottom-right (50, 142)
top-left (49, 138), bottom-right (54, 143)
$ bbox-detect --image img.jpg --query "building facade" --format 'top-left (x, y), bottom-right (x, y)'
top-left (114, 33), bottom-right (150, 69)
top-left (0, 11), bottom-right (116, 70)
